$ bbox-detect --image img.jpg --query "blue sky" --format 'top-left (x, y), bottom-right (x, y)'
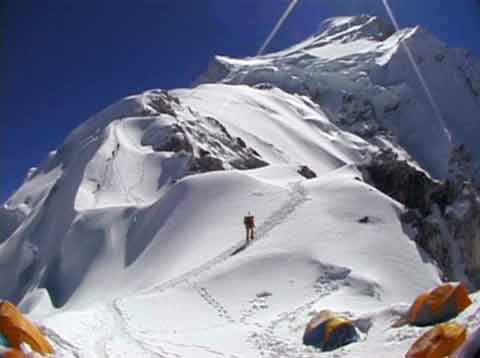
top-left (2, 0), bottom-right (480, 202)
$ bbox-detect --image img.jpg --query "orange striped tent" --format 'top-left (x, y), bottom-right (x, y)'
top-left (0, 301), bottom-right (54, 355)
top-left (1, 348), bottom-right (28, 358)
top-left (408, 283), bottom-right (472, 326)
top-left (303, 310), bottom-right (359, 351)
top-left (406, 322), bottom-right (467, 358)
top-left (454, 326), bottom-right (480, 358)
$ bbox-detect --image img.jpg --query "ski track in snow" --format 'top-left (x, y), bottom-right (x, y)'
top-left (140, 181), bottom-right (309, 296)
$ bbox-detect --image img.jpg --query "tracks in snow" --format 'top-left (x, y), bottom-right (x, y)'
top-left (189, 280), bottom-right (235, 323)
top-left (140, 181), bottom-right (309, 296)
top-left (93, 178), bottom-right (309, 357)
top-left (91, 301), bottom-right (169, 358)
top-left (248, 274), bottom-right (349, 358)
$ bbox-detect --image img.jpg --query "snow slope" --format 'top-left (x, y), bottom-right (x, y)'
top-left (199, 15), bottom-right (480, 181)
top-left (1, 83), bottom-right (444, 358)
top-left (1, 15), bottom-right (479, 358)
top-left (36, 163), bottom-right (445, 358)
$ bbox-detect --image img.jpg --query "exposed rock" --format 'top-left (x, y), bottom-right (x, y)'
top-left (297, 165), bottom-right (317, 179)
top-left (338, 94), bottom-right (381, 137)
top-left (253, 82), bottom-right (276, 90)
top-left (256, 291), bottom-right (272, 298)
top-left (146, 90), bottom-right (178, 117)
top-left (142, 109), bottom-right (268, 175)
top-left (0, 205), bottom-right (28, 244)
top-left (358, 216), bottom-right (370, 224)
top-left (448, 144), bottom-right (474, 185)
top-left (361, 148), bottom-right (480, 289)
top-left (189, 154), bottom-right (225, 173)
top-left (360, 151), bottom-right (441, 215)
top-left (197, 15), bottom-right (480, 183)
top-left (149, 125), bottom-right (193, 153)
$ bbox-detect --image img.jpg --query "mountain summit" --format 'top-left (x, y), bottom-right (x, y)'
top-left (199, 15), bottom-right (480, 181)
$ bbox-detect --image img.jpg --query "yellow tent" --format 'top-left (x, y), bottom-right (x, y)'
top-left (406, 322), bottom-right (467, 358)
top-left (0, 301), bottom-right (54, 355)
top-left (409, 282), bottom-right (472, 326)
top-left (303, 310), bottom-right (359, 351)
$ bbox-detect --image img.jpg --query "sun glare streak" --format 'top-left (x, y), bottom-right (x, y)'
top-left (211, 0), bottom-right (300, 118)
top-left (382, 0), bottom-right (451, 140)
top-left (257, 0), bottom-right (300, 56)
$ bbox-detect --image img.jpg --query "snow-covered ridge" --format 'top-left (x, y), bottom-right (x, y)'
top-left (199, 15), bottom-right (480, 182)
top-left (0, 83), bottom-right (378, 307)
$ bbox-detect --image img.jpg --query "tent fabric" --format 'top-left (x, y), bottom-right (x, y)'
top-left (0, 301), bottom-right (54, 355)
top-left (454, 327), bottom-right (480, 358)
top-left (303, 310), bottom-right (359, 351)
top-left (1, 349), bottom-right (28, 358)
top-left (406, 322), bottom-right (467, 358)
top-left (408, 282), bottom-right (472, 326)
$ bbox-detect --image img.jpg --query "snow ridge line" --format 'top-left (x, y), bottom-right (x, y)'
top-left (140, 181), bottom-right (309, 296)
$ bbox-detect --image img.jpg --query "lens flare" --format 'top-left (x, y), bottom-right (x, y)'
top-left (257, 0), bottom-right (300, 56)
top-left (382, 0), bottom-right (450, 140)
top-left (212, 0), bottom-right (300, 117)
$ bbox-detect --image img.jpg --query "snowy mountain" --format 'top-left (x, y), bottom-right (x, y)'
top-left (199, 15), bottom-right (480, 181)
top-left (1, 15), bottom-right (480, 358)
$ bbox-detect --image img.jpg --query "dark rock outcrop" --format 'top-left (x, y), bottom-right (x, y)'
top-left (297, 165), bottom-right (317, 179)
top-left (360, 151), bottom-right (443, 215)
top-left (360, 148), bottom-right (480, 289)
top-left (141, 106), bottom-right (268, 176)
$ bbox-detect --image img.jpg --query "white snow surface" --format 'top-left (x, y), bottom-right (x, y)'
top-left (200, 15), bottom-right (480, 181)
top-left (1, 15), bottom-right (479, 358)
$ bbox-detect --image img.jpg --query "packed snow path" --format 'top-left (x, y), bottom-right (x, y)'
top-left (52, 179), bottom-right (310, 358)
top-left (140, 181), bottom-right (309, 296)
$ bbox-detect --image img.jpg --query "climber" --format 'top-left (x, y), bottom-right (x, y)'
top-left (243, 212), bottom-right (256, 243)
top-left (112, 143), bottom-right (120, 157)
